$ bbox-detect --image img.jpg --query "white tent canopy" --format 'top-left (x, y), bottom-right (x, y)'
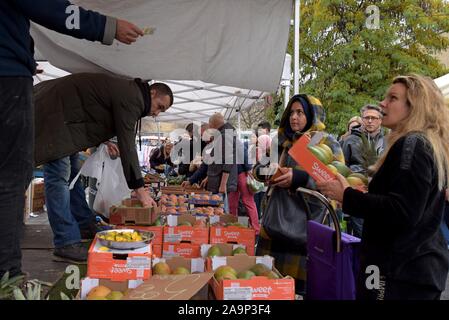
top-left (435, 73), bottom-right (449, 99)
top-left (31, 0), bottom-right (293, 123)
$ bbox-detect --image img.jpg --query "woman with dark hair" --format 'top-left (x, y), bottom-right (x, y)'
top-left (254, 94), bottom-right (343, 294)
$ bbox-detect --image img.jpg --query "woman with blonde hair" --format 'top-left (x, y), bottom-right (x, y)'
top-left (318, 74), bottom-right (449, 300)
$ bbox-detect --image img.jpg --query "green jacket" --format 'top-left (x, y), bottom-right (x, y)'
top-left (34, 73), bottom-right (150, 189)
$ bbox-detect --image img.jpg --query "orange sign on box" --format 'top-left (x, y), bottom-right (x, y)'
top-left (209, 228), bottom-right (255, 255)
top-left (288, 134), bottom-right (336, 183)
top-left (87, 238), bottom-right (152, 281)
top-left (162, 243), bottom-right (201, 258)
top-left (163, 214), bottom-right (209, 245)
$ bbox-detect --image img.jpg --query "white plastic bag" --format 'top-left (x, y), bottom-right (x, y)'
top-left (69, 144), bottom-right (131, 217)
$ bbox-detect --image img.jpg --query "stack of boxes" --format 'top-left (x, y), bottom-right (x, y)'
top-left (30, 179), bottom-right (46, 213)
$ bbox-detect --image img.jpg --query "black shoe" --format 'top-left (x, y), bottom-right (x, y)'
top-left (53, 243), bottom-right (88, 264)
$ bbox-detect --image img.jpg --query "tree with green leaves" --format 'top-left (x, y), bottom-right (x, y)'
top-left (285, 0), bottom-right (449, 135)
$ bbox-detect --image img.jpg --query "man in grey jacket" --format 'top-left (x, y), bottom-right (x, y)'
top-left (341, 104), bottom-right (386, 237)
top-left (182, 114), bottom-right (238, 212)
top-left (34, 73), bottom-right (173, 263)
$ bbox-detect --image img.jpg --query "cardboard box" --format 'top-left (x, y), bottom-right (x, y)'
top-left (124, 272), bottom-right (213, 300)
top-left (288, 133), bottom-right (336, 183)
top-left (163, 214), bottom-right (209, 245)
top-left (116, 225), bottom-right (164, 245)
top-left (32, 180), bottom-right (45, 199)
top-left (79, 277), bottom-right (143, 300)
top-left (209, 215), bottom-right (255, 255)
top-left (31, 197), bottom-right (45, 212)
top-left (162, 243), bottom-right (201, 258)
top-left (87, 238), bottom-right (152, 281)
top-left (160, 186), bottom-right (186, 195)
top-left (109, 199), bottom-right (160, 225)
top-left (208, 255), bottom-right (295, 300)
top-left (153, 244), bottom-right (162, 258)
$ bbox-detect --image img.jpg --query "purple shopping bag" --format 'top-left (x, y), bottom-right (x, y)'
top-left (306, 220), bottom-right (360, 300)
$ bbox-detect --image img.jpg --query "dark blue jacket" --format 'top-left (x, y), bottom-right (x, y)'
top-left (0, 0), bottom-right (116, 77)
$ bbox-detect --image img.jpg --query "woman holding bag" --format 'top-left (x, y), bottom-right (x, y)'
top-left (318, 74), bottom-right (449, 300)
top-left (254, 94), bottom-right (343, 294)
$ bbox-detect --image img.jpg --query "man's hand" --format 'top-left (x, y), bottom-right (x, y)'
top-left (104, 141), bottom-right (120, 159)
top-left (181, 181), bottom-right (191, 188)
top-left (116, 19), bottom-right (144, 44)
top-left (134, 187), bottom-right (157, 208)
top-left (200, 177), bottom-right (208, 189)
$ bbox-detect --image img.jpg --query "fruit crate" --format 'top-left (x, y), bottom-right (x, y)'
top-left (188, 193), bottom-right (224, 206)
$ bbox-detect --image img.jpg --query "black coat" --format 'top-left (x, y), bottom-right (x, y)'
top-left (343, 133), bottom-right (449, 293)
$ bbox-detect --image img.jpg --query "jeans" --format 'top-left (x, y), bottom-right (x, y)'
top-left (0, 77), bottom-right (33, 278)
top-left (228, 172), bottom-right (260, 235)
top-left (44, 153), bottom-right (95, 248)
top-left (441, 222), bottom-right (449, 247)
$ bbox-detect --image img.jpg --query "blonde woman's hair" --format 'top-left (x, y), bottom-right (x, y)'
top-left (374, 74), bottom-right (449, 190)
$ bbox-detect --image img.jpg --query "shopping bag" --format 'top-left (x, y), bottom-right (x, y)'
top-left (246, 175), bottom-right (265, 193)
top-left (69, 145), bottom-right (131, 217)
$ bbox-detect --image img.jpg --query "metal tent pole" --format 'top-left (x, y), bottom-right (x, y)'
top-left (294, 0), bottom-right (300, 95)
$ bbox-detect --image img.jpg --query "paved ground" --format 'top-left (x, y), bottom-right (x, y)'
top-left (21, 211), bottom-right (449, 300)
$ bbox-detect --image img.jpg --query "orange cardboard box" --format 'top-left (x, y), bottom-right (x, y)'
top-left (116, 225), bottom-right (164, 245)
top-left (162, 243), bottom-right (201, 258)
top-left (288, 133), bottom-right (336, 183)
top-left (79, 277), bottom-right (143, 300)
top-left (153, 244), bottom-right (162, 258)
top-left (208, 255), bottom-right (295, 300)
top-left (163, 214), bottom-right (209, 245)
top-left (209, 215), bottom-right (255, 255)
top-left (87, 238), bottom-right (152, 281)
top-left (109, 198), bottom-right (160, 225)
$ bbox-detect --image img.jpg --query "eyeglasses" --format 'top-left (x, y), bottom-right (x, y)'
top-left (289, 109), bottom-right (305, 118)
top-left (362, 116), bottom-right (381, 122)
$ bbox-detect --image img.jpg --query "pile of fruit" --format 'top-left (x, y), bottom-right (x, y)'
top-left (152, 262), bottom-right (191, 275)
top-left (206, 245), bottom-right (247, 257)
top-left (86, 286), bottom-right (125, 300)
top-left (211, 221), bottom-right (247, 228)
top-left (214, 263), bottom-right (279, 281)
top-left (307, 143), bottom-right (368, 188)
top-left (167, 175), bottom-right (186, 186)
top-left (160, 194), bottom-right (187, 206)
top-left (97, 230), bottom-right (143, 242)
top-left (192, 207), bottom-right (224, 216)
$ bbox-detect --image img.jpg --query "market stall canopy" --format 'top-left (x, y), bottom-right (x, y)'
top-left (33, 60), bottom-right (277, 123)
top-left (435, 73), bottom-right (449, 99)
top-left (31, 0), bottom-right (292, 93)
